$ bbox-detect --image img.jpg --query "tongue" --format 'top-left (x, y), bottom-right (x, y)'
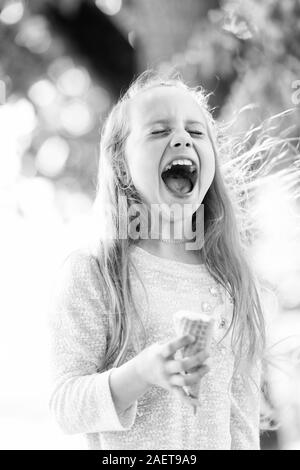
top-left (164, 175), bottom-right (193, 195)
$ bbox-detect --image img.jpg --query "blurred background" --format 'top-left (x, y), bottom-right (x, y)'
top-left (0, 0), bottom-right (300, 450)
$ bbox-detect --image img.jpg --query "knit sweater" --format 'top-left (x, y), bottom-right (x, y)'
top-left (48, 244), bottom-right (261, 450)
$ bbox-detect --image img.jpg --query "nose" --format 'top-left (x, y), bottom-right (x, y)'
top-left (169, 130), bottom-right (192, 149)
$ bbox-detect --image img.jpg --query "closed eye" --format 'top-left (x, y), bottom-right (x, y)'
top-left (150, 129), bottom-right (204, 137)
top-left (151, 129), bottom-right (169, 135)
top-left (188, 130), bottom-right (204, 136)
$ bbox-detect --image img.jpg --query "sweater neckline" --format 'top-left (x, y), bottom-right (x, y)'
top-left (129, 244), bottom-right (207, 275)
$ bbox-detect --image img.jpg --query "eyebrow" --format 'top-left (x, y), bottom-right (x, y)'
top-left (145, 119), bottom-right (206, 128)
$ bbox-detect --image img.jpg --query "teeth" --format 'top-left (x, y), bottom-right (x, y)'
top-left (164, 159), bottom-right (196, 172)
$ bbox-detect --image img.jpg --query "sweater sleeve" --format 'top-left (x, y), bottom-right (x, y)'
top-left (48, 249), bottom-right (138, 435)
top-left (230, 361), bottom-right (262, 450)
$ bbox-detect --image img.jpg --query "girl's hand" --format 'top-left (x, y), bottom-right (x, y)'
top-left (134, 334), bottom-right (210, 408)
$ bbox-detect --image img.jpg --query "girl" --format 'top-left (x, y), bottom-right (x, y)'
top-left (49, 71), bottom-right (267, 450)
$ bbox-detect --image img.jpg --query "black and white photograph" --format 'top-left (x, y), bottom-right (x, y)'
top-left (1, 0), bottom-right (300, 452)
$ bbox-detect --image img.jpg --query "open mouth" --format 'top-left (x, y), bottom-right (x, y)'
top-left (161, 159), bottom-right (198, 197)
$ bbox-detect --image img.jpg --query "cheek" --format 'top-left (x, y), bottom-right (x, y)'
top-left (207, 150), bottom-right (216, 183)
top-left (197, 142), bottom-right (216, 185)
top-left (128, 157), bottom-right (156, 184)
top-left (126, 139), bottom-right (159, 179)
top-left (125, 142), bottom-right (159, 193)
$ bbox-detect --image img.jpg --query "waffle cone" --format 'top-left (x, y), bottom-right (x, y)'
top-left (173, 310), bottom-right (214, 399)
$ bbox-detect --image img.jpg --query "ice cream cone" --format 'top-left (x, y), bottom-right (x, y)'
top-left (173, 310), bottom-right (214, 413)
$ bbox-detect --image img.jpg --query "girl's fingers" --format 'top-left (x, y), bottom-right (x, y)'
top-left (169, 366), bottom-right (209, 387)
top-left (160, 334), bottom-right (195, 359)
top-left (164, 357), bottom-right (209, 375)
top-left (164, 359), bottom-right (184, 374)
top-left (164, 351), bottom-right (210, 375)
top-left (180, 351), bottom-right (210, 371)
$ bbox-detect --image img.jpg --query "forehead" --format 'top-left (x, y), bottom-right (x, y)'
top-left (127, 86), bottom-right (206, 128)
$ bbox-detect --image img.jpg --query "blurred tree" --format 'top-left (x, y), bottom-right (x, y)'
top-left (1, 0), bottom-right (299, 204)
top-left (115, 0), bottom-right (233, 113)
top-left (43, 1), bottom-right (135, 97)
top-left (216, 0), bottom-right (300, 134)
top-left (27, 0), bottom-right (136, 97)
top-left (0, 0), bottom-right (136, 202)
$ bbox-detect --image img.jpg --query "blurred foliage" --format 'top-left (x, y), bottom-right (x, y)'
top-left (218, 0), bottom-right (300, 135)
top-left (161, 0), bottom-right (300, 133)
top-left (0, 0), bottom-right (299, 202)
top-left (0, 0), bottom-right (134, 206)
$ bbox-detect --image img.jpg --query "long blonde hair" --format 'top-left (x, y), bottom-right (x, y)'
top-left (91, 70), bottom-right (268, 384)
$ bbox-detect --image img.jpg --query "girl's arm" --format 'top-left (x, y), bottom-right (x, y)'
top-left (229, 361), bottom-right (262, 450)
top-left (48, 249), bottom-right (143, 435)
